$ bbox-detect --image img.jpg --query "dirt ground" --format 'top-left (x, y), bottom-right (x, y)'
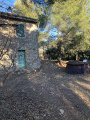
top-left (0, 60), bottom-right (90, 120)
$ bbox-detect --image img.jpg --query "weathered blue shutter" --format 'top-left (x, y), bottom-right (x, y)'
top-left (16, 24), bottom-right (24, 37)
top-left (18, 50), bottom-right (25, 68)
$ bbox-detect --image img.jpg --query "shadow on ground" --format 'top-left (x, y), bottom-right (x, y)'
top-left (0, 60), bottom-right (90, 120)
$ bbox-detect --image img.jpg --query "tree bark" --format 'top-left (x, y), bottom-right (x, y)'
top-left (57, 25), bottom-right (62, 65)
top-left (76, 52), bottom-right (79, 60)
top-left (43, 45), bottom-right (45, 59)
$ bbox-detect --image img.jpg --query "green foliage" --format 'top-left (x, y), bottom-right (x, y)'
top-left (14, 0), bottom-right (51, 28)
top-left (38, 31), bottom-right (49, 40)
top-left (38, 40), bottom-right (46, 47)
top-left (79, 50), bottom-right (90, 60)
top-left (48, 0), bottom-right (90, 60)
top-left (38, 13), bottom-right (48, 28)
top-left (46, 47), bottom-right (58, 59)
top-left (14, 0), bottom-right (42, 19)
top-left (46, 45), bottom-right (90, 60)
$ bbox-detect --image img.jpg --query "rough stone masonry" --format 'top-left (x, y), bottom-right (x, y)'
top-left (0, 12), bottom-right (41, 72)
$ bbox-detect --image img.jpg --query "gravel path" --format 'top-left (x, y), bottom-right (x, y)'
top-left (0, 60), bottom-right (90, 120)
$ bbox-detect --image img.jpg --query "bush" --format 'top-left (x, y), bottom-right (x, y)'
top-left (46, 47), bottom-right (58, 59)
top-left (45, 47), bottom-right (90, 61)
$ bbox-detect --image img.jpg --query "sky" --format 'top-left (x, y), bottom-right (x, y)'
top-left (0, 0), bottom-right (16, 12)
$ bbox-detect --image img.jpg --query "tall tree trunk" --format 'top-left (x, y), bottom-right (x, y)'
top-left (57, 25), bottom-right (62, 65)
top-left (43, 45), bottom-right (44, 59)
top-left (76, 52), bottom-right (79, 60)
top-left (58, 25), bottom-right (60, 40)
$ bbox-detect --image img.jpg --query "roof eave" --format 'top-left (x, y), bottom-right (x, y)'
top-left (0, 12), bottom-right (38, 24)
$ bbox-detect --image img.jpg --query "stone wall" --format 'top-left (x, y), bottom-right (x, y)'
top-left (0, 18), bottom-right (41, 72)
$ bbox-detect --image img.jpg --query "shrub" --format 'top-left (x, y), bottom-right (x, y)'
top-left (46, 47), bottom-right (58, 59)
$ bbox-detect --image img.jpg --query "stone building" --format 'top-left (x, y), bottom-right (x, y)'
top-left (0, 12), bottom-right (41, 71)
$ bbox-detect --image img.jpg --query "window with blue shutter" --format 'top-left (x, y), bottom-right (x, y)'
top-left (16, 24), bottom-right (25, 37)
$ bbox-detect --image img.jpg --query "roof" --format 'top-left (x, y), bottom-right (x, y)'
top-left (0, 12), bottom-right (38, 24)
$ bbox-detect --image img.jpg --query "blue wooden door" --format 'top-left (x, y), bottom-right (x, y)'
top-left (18, 50), bottom-right (25, 68)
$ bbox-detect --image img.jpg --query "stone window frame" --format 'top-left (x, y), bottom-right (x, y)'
top-left (15, 24), bottom-right (26, 38)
